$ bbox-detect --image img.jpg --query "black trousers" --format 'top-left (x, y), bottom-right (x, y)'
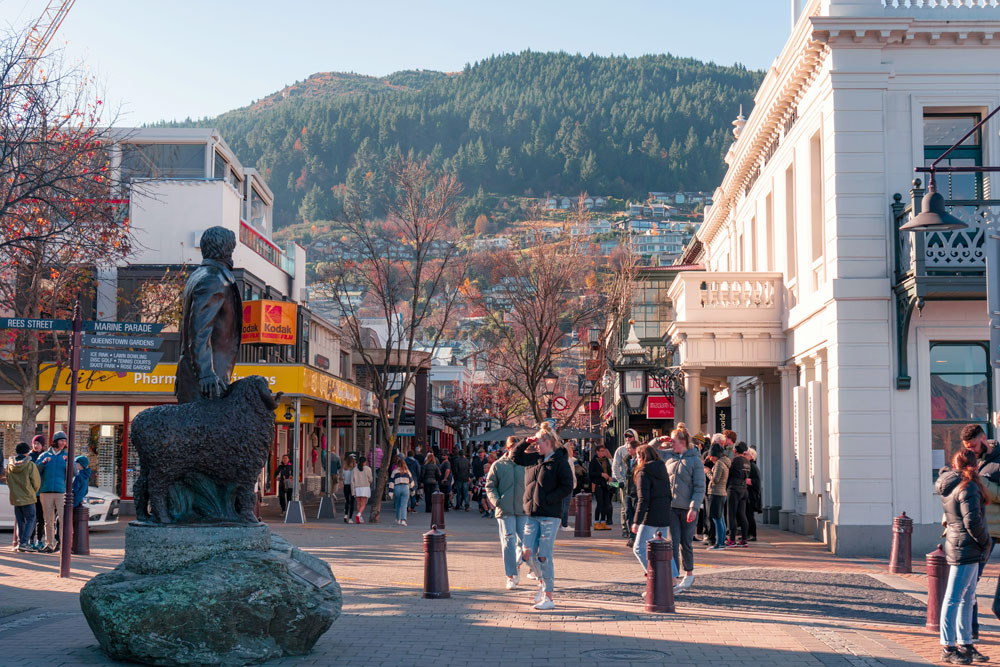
top-left (593, 485), bottom-right (613, 523)
top-left (669, 507), bottom-right (696, 573)
top-left (344, 484), bottom-right (355, 518)
top-left (278, 486), bottom-right (292, 513)
top-left (621, 490), bottom-right (636, 538)
top-left (748, 511), bottom-right (757, 539)
top-left (727, 489), bottom-right (749, 542)
top-left (424, 483), bottom-right (437, 512)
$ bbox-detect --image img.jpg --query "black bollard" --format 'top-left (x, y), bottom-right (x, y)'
top-left (72, 506), bottom-right (90, 555)
top-left (645, 531), bottom-right (674, 613)
top-left (423, 525), bottom-right (450, 599)
top-left (926, 544), bottom-right (948, 632)
top-left (889, 511), bottom-right (913, 574)
top-left (574, 492), bottom-right (592, 538)
top-left (431, 490), bottom-right (446, 529)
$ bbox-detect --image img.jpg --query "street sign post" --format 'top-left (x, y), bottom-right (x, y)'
top-left (82, 349), bottom-right (163, 373)
top-left (552, 396), bottom-right (568, 412)
top-left (0, 317), bottom-right (72, 330)
top-left (82, 334), bottom-right (165, 350)
top-left (83, 320), bottom-right (165, 334)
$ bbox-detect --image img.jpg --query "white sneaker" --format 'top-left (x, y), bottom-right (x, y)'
top-left (679, 575), bottom-right (693, 590)
top-left (560, 526), bottom-right (573, 532)
top-left (533, 597), bottom-right (555, 610)
top-left (401, 520), bottom-right (407, 527)
top-left (533, 586), bottom-right (546, 604)
top-left (505, 575), bottom-right (520, 590)
top-left (526, 572), bottom-right (538, 580)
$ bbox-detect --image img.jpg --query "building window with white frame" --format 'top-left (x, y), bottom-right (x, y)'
top-left (929, 342), bottom-right (991, 481)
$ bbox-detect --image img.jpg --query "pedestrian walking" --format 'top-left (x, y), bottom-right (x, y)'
top-left (29, 435), bottom-right (46, 550)
top-left (937, 448), bottom-right (991, 664)
top-left (726, 442), bottom-right (751, 547)
top-left (352, 456), bottom-right (373, 523)
top-left (705, 442), bottom-right (730, 550)
top-left (274, 454), bottom-right (293, 513)
top-left (439, 455), bottom-right (453, 510)
top-left (513, 423), bottom-right (574, 611)
top-left (342, 455), bottom-right (357, 523)
top-left (451, 450), bottom-right (471, 511)
top-left (421, 452), bottom-right (441, 512)
top-left (589, 445), bottom-right (614, 529)
top-left (560, 441), bottom-right (578, 532)
top-left (662, 429), bottom-right (705, 592)
top-left (747, 447), bottom-right (762, 541)
top-left (6, 443), bottom-right (40, 553)
top-left (405, 450), bottom-right (422, 513)
top-left (35, 431), bottom-right (68, 553)
top-left (485, 436), bottom-right (528, 590)
top-left (388, 455), bottom-right (414, 526)
top-left (631, 444), bottom-right (679, 587)
top-left (613, 430), bottom-right (639, 546)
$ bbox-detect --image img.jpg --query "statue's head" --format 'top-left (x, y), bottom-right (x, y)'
top-left (200, 226), bottom-right (236, 263)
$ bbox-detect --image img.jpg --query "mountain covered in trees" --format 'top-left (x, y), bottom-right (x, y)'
top-left (165, 52), bottom-right (763, 229)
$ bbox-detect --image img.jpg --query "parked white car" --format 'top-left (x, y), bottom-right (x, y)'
top-left (0, 484), bottom-right (122, 530)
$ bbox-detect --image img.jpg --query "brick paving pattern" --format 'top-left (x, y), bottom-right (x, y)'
top-left (1, 501), bottom-right (993, 665)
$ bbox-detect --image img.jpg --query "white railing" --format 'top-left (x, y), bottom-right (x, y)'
top-left (882, 0), bottom-right (1000, 7)
top-left (668, 272), bottom-right (785, 327)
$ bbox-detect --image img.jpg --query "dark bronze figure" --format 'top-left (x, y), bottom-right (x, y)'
top-left (175, 226), bottom-right (243, 403)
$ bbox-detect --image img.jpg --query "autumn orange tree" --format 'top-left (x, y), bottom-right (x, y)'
top-left (315, 156), bottom-right (467, 522)
top-left (0, 33), bottom-right (133, 441)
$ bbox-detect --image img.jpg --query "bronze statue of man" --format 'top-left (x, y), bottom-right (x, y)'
top-left (175, 226), bottom-right (243, 403)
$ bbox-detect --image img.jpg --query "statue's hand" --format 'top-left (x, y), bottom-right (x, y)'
top-left (199, 373), bottom-right (227, 399)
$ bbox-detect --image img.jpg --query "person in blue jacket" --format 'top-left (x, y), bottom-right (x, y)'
top-left (73, 456), bottom-right (91, 508)
top-left (35, 431), bottom-right (68, 553)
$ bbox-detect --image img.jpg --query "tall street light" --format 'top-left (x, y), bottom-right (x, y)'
top-left (544, 369), bottom-right (558, 419)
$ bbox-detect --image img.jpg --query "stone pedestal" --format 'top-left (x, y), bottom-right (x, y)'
top-left (80, 523), bottom-right (341, 666)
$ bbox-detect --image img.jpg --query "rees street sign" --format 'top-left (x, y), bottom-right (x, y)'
top-left (82, 349), bottom-right (164, 373)
top-left (0, 317), bottom-right (71, 331)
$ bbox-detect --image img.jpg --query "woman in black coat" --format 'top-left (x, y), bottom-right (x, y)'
top-left (747, 448), bottom-right (762, 541)
top-left (512, 422), bottom-right (574, 611)
top-left (420, 453), bottom-right (442, 513)
top-left (630, 444), bottom-right (678, 583)
top-left (936, 448), bottom-right (991, 664)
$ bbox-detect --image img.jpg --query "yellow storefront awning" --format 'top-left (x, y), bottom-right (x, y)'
top-left (37, 363), bottom-right (376, 415)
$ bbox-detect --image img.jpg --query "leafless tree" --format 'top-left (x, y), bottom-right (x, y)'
top-left (315, 156), bottom-right (466, 522)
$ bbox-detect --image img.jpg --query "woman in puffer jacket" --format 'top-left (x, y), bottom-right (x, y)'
top-left (936, 448), bottom-right (991, 664)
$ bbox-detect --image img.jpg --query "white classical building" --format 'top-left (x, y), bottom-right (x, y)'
top-left (671, 0), bottom-right (1000, 555)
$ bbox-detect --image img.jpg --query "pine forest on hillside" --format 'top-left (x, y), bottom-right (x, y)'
top-left (164, 51), bottom-right (763, 229)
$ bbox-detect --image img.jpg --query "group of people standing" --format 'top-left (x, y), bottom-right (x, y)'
top-left (6, 432), bottom-right (92, 553)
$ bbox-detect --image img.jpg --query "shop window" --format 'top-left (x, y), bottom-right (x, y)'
top-left (213, 151), bottom-right (227, 181)
top-left (121, 143), bottom-right (207, 182)
top-left (930, 342), bottom-right (991, 482)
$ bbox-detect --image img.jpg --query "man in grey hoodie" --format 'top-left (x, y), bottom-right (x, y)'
top-left (663, 429), bottom-right (705, 591)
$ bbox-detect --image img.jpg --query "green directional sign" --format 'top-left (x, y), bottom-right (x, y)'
top-left (83, 321), bottom-right (165, 334)
top-left (82, 334), bottom-right (164, 350)
top-left (0, 317), bottom-right (72, 331)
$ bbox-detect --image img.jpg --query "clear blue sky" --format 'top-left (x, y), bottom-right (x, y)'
top-left (2, 0), bottom-right (791, 126)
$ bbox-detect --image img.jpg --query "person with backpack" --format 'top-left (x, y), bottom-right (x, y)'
top-left (937, 448), bottom-right (991, 664)
top-left (6, 443), bottom-right (41, 553)
top-left (274, 454), bottom-right (293, 514)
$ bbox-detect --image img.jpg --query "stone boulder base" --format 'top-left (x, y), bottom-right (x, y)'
top-left (80, 527), bottom-right (341, 666)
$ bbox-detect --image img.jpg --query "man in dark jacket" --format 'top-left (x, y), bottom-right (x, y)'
top-left (471, 448), bottom-right (487, 480)
top-left (176, 226), bottom-right (243, 403)
top-left (589, 445), bottom-right (614, 530)
top-left (274, 455), bottom-right (293, 513)
top-left (451, 451), bottom-right (472, 511)
top-left (726, 442), bottom-right (751, 546)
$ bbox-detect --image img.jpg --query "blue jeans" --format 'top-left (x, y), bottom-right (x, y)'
top-left (393, 486), bottom-right (410, 522)
top-left (497, 514), bottom-right (528, 577)
top-left (941, 562), bottom-right (979, 647)
top-left (523, 516), bottom-right (560, 593)
top-left (454, 481), bottom-right (469, 510)
top-left (14, 505), bottom-right (36, 547)
top-left (633, 524), bottom-right (679, 577)
top-left (709, 495), bottom-right (727, 547)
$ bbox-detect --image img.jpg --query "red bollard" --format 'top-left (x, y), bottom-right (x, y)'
top-left (926, 544), bottom-right (949, 632)
top-left (645, 531), bottom-right (675, 613)
top-left (430, 490), bottom-right (445, 529)
top-left (71, 506), bottom-right (90, 555)
top-left (423, 525), bottom-right (450, 599)
top-left (889, 511), bottom-right (913, 574)
top-left (574, 493), bottom-right (592, 538)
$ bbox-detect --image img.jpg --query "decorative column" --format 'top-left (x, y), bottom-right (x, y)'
top-left (778, 364), bottom-right (796, 530)
top-left (684, 368), bottom-right (702, 433)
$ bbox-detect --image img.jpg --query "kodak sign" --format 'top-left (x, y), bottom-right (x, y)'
top-left (242, 299), bottom-right (297, 345)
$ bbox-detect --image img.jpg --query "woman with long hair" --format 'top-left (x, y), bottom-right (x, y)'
top-left (936, 448), bottom-right (991, 664)
top-left (342, 455), bottom-right (356, 524)
top-left (631, 444), bottom-right (678, 589)
top-left (421, 452), bottom-right (441, 513)
top-left (351, 455), bottom-right (374, 524)
top-left (389, 455), bottom-right (415, 526)
top-left (513, 422), bottom-right (574, 610)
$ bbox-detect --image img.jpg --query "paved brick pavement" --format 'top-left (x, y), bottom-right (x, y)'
top-left (0, 500), bottom-right (994, 666)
